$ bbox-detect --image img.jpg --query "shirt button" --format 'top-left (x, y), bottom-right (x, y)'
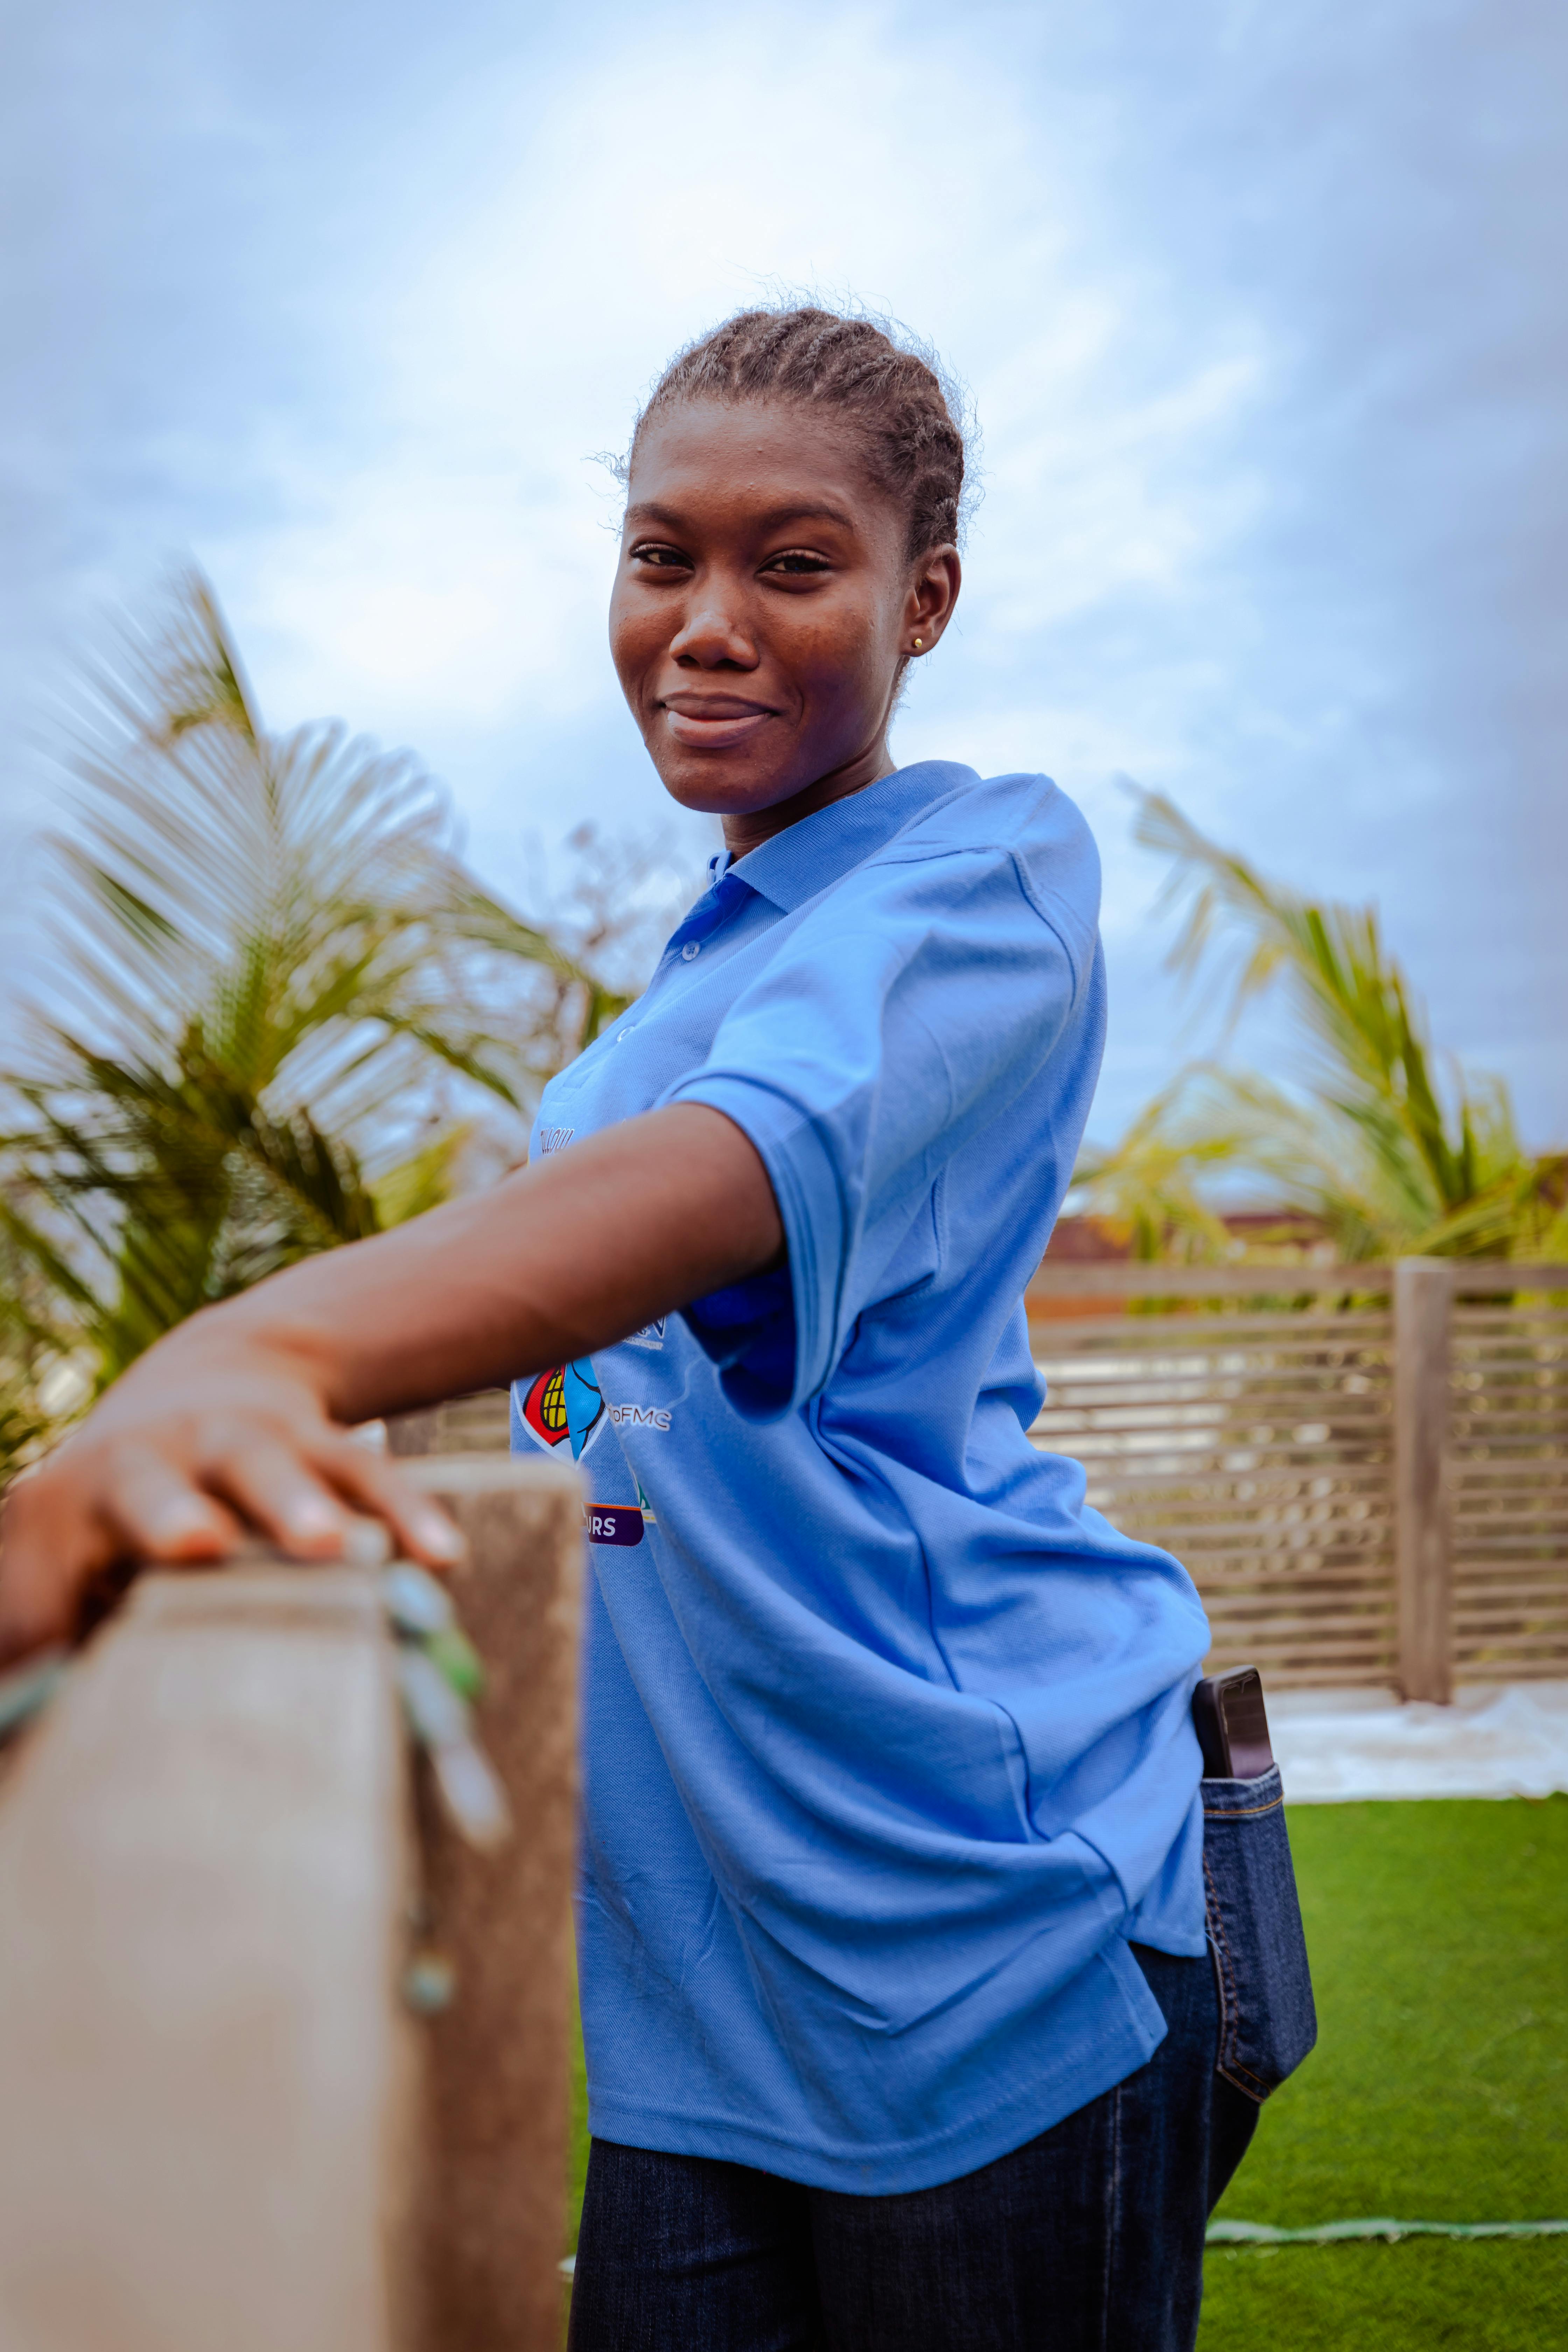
top-left (681, 941), bottom-right (701, 961)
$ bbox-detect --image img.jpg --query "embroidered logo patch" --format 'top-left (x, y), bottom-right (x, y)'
top-left (585, 1505), bottom-right (644, 1547)
top-left (537, 1126), bottom-right (574, 1156)
top-left (518, 1359), bottom-right (605, 1460)
top-left (625, 1317), bottom-right (666, 1352)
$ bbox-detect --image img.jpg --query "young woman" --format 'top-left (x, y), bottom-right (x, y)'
top-left (0, 309), bottom-right (1268, 2349)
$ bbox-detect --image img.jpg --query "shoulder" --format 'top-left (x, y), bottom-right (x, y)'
top-left (879, 767), bottom-right (1101, 971)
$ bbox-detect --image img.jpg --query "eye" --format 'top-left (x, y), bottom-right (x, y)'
top-left (629, 541), bottom-right (692, 572)
top-left (762, 550), bottom-right (832, 577)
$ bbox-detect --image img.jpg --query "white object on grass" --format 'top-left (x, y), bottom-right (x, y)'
top-left (1269, 1681), bottom-right (1568, 1802)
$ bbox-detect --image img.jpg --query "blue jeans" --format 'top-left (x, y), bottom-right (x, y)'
top-left (569, 1945), bottom-right (1258, 2352)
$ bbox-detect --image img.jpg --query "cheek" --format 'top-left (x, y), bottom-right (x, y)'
top-left (793, 601), bottom-right (895, 709)
top-left (607, 587), bottom-right (655, 690)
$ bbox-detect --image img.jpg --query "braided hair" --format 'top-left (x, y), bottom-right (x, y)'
top-left (623, 305), bottom-right (973, 561)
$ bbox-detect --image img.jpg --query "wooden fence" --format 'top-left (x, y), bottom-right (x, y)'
top-left (1025, 1259), bottom-right (1568, 1700)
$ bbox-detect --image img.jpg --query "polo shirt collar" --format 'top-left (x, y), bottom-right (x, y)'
top-left (720, 761), bottom-right (979, 913)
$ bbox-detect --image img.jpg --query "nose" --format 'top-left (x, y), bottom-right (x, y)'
top-left (668, 605), bottom-right (757, 671)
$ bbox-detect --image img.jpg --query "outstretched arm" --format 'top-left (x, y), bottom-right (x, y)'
top-left (0, 1105), bottom-right (781, 1663)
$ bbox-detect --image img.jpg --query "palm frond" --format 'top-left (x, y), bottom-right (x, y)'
top-left (1, 568), bottom-right (674, 1394)
top-left (1078, 791), bottom-right (1557, 1264)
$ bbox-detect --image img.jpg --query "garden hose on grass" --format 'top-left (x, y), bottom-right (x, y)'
top-left (1209, 2217), bottom-right (1568, 2246)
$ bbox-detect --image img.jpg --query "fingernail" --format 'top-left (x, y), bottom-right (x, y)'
top-left (342, 1518), bottom-right (393, 1568)
top-left (150, 1502), bottom-right (224, 1549)
top-left (418, 1515), bottom-right (464, 1563)
top-left (288, 1500), bottom-right (342, 1546)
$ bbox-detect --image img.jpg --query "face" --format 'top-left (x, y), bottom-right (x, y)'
top-left (608, 399), bottom-right (960, 853)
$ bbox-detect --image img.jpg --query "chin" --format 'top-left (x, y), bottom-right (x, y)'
top-left (650, 756), bottom-right (793, 818)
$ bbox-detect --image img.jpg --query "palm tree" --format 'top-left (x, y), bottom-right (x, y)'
top-left (1073, 790), bottom-right (1568, 1264)
top-left (0, 572), bottom-right (639, 1471)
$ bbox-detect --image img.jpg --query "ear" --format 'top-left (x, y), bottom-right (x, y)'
top-left (902, 547), bottom-right (962, 658)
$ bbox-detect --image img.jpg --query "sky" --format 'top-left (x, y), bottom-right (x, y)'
top-left (3, 0), bottom-right (1564, 1149)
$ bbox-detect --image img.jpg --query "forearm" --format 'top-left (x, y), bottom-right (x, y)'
top-left (180, 1104), bottom-right (784, 1424)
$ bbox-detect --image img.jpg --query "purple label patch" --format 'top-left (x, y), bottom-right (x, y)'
top-left (585, 1505), bottom-right (644, 1547)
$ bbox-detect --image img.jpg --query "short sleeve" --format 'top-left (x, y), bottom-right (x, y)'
top-left (663, 841), bottom-right (1088, 1419)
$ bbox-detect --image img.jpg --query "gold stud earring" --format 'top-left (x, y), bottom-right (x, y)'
top-left (913, 637), bottom-right (924, 651)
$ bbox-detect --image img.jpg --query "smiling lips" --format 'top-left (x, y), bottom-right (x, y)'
top-left (660, 692), bottom-right (776, 750)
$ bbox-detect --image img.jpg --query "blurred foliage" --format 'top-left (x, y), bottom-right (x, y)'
top-left (1075, 791), bottom-right (1568, 1266)
top-left (0, 571), bottom-right (678, 1481)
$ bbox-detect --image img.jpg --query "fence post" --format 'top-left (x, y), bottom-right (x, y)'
top-left (1393, 1257), bottom-right (1453, 1702)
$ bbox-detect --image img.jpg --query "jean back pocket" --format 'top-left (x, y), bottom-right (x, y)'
top-left (1202, 1765), bottom-right (1317, 2102)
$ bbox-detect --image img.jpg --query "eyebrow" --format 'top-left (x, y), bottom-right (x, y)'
top-left (624, 500), bottom-right (859, 535)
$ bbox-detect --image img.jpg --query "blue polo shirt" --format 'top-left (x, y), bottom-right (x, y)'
top-left (512, 761), bottom-right (1210, 2193)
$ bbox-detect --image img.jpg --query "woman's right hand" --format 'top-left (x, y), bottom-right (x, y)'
top-left (0, 1321), bottom-right (463, 1668)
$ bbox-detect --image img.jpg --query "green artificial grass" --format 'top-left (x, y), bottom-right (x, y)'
top-left (1203, 2235), bottom-right (1568, 2346)
top-left (566, 1958), bottom-right (589, 2260)
top-left (1199, 1795), bottom-right (1568, 2350)
top-left (563, 1798), bottom-right (1568, 2347)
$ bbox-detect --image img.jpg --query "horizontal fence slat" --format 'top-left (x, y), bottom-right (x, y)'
top-left (1201, 1613), bottom-right (1395, 1642)
top-left (1451, 1535), bottom-right (1568, 1556)
top-left (1176, 1568), bottom-right (1393, 1592)
top-left (1454, 1658), bottom-right (1568, 1678)
top-left (1042, 1382), bottom-right (1395, 1403)
top-left (1457, 1405), bottom-right (1568, 1422)
top-left (1117, 1528), bottom-right (1390, 1554)
top-left (1063, 1475), bottom-right (1394, 1508)
top-left (1454, 1612), bottom-right (1568, 1638)
top-left (1029, 1260), bottom-right (1568, 1303)
top-left (1223, 1670), bottom-right (1395, 1688)
top-left (1452, 1305), bottom-right (1568, 1325)
top-left (1028, 1263), bottom-right (1394, 1300)
top-left (1454, 1567), bottom-right (1568, 1586)
top-left (1197, 1562), bottom-right (1396, 1579)
top-left (1032, 1315), bottom-right (1394, 1346)
top-left (1038, 1361), bottom-right (1397, 1382)
top-left (1203, 1631), bottom-right (1394, 1656)
top-left (1453, 1520), bottom-right (1568, 1540)
top-left (1453, 1519), bottom-right (1568, 1539)
top-left (1448, 1449), bottom-right (1568, 1467)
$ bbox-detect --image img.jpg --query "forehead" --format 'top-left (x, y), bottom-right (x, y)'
top-left (625, 398), bottom-right (900, 539)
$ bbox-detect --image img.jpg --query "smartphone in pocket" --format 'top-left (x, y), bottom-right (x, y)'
top-left (1193, 1664), bottom-right (1274, 1780)
top-left (1196, 1665), bottom-right (1317, 2097)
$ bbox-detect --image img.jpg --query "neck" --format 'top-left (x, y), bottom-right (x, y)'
top-left (720, 734), bottom-right (894, 859)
